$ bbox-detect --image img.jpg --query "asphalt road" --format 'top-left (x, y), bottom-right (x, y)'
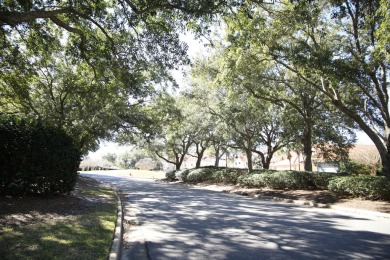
top-left (82, 171), bottom-right (390, 260)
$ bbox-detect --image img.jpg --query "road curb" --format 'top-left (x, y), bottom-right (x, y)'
top-left (109, 190), bottom-right (123, 260)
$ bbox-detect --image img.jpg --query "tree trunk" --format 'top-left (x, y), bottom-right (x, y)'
top-left (245, 149), bottom-right (253, 172)
top-left (302, 134), bottom-right (313, 171)
top-left (195, 150), bottom-right (205, 168)
top-left (263, 154), bottom-right (272, 169)
top-left (302, 114), bottom-right (313, 172)
top-left (175, 154), bottom-right (182, 170)
top-left (384, 143), bottom-right (390, 176)
top-left (214, 146), bottom-right (220, 167)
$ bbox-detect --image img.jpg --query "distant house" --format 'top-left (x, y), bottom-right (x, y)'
top-left (313, 144), bottom-right (380, 173)
top-left (269, 152), bottom-right (305, 171)
top-left (166, 144), bottom-right (380, 172)
top-left (181, 153), bottom-right (251, 169)
top-left (182, 156), bottom-right (215, 169)
top-left (348, 144), bottom-right (380, 165)
top-left (314, 162), bottom-right (339, 173)
top-left (270, 144), bottom-right (379, 173)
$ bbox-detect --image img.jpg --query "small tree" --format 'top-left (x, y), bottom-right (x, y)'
top-left (102, 153), bottom-right (117, 164)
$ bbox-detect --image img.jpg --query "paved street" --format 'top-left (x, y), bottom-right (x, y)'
top-left (82, 171), bottom-right (390, 260)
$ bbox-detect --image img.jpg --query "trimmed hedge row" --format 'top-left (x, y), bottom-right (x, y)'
top-left (238, 171), bottom-right (334, 190)
top-left (165, 167), bottom-right (390, 200)
top-left (166, 168), bottom-right (333, 190)
top-left (0, 116), bottom-right (81, 195)
top-left (165, 167), bottom-right (248, 184)
top-left (328, 176), bottom-right (390, 200)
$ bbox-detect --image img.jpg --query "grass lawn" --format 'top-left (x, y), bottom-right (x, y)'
top-left (0, 177), bottom-right (117, 260)
top-left (128, 169), bottom-right (166, 179)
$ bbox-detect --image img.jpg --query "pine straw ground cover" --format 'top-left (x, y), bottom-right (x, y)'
top-left (0, 176), bottom-right (117, 260)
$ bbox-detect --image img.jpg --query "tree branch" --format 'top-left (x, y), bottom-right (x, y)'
top-left (0, 9), bottom-right (71, 26)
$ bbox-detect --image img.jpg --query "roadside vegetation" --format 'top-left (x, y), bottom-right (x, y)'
top-left (0, 177), bottom-right (117, 260)
top-left (166, 167), bottom-right (390, 201)
top-left (0, 1), bottom-right (389, 255)
top-left (0, 115), bottom-right (81, 196)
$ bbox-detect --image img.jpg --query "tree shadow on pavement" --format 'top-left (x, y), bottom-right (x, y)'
top-left (86, 173), bottom-right (390, 260)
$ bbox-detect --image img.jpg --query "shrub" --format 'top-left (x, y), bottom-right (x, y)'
top-left (165, 170), bottom-right (178, 181)
top-left (237, 173), bottom-right (267, 188)
top-left (328, 176), bottom-right (390, 200)
top-left (250, 169), bottom-right (277, 175)
top-left (165, 167), bottom-right (247, 184)
top-left (164, 169), bottom-right (197, 182)
top-left (338, 160), bottom-right (372, 176)
top-left (238, 170), bottom-right (335, 190)
top-left (0, 116), bottom-right (81, 195)
top-left (210, 168), bottom-right (247, 184)
top-left (312, 174), bottom-right (335, 190)
top-left (175, 169), bottom-right (191, 182)
top-left (166, 167), bottom-right (335, 190)
top-left (186, 168), bottom-right (214, 183)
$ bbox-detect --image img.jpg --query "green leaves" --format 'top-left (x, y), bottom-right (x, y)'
top-left (0, 115), bottom-right (81, 195)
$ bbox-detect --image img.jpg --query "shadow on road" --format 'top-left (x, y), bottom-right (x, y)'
top-left (83, 172), bottom-right (390, 260)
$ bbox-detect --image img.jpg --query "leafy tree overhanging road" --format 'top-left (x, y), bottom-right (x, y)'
top-left (83, 171), bottom-right (390, 260)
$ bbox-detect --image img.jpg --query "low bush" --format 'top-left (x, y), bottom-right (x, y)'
top-left (237, 173), bottom-right (267, 188)
top-left (312, 174), bottom-right (335, 190)
top-left (186, 168), bottom-right (214, 183)
top-left (238, 170), bottom-right (336, 190)
top-left (164, 169), bottom-right (191, 182)
top-left (164, 167), bottom-right (247, 184)
top-left (165, 170), bottom-right (177, 181)
top-left (328, 176), bottom-right (390, 200)
top-left (210, 168), bottom-right (247, 184)
top-left (0, 116), bottom-right (81, 195)
top-left (338, 160), bottom-right (373, 176)
top-left (165, 167), bottom-right (336, 190)
top-left (182, 167), bottom-right (248, 184)
top-left (175, 169), bottom-right (191, 182)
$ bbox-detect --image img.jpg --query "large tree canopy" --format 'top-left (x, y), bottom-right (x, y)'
top-left (219, 0), bottom-right (390, 175)
top-left (0, 0), bottom-right (229, 152)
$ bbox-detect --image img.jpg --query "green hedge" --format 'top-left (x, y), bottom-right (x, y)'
top-left (165, 167), bottom-right (248, 184)
top-left (165, 170), bottom-right (177, 181)
top-left (165, 167), bottom-right (390, 200)
top-left (186, 168), bottom-right (215, 183)
top-left (210, 168), bottom-right (248, 184)
top-left (338, 160), bottom-right (373, 176)
top-left (165, 168), bottom-right (333, 190)
top-left (165, 169), bottom-right (191, 182)
top-left (328, 176), bottom-right (390, 200)
top-left (237, 170), bottom-right (334, 190)
top-left (0, 116), bottom-right (81, 195)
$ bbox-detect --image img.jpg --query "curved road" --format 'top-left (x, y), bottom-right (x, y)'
top-left (82, 171), bottom-right (390, 260)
